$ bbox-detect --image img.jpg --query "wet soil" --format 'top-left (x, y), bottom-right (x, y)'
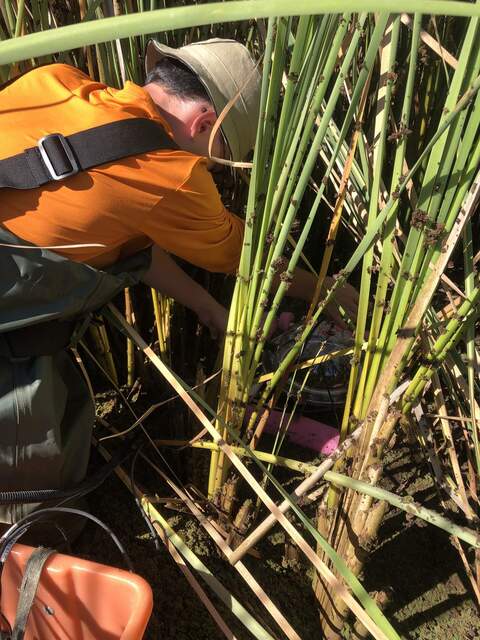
top-left (362, 444), bottom-right (480, 640)
top-left (73, 398), bottom-right (480, 640)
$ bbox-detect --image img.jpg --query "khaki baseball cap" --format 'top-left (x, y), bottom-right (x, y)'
top-left (145, 38), bottom-right (261, 162)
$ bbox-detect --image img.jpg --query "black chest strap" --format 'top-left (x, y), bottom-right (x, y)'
top-left (0, 117), bottom-right (179, 190)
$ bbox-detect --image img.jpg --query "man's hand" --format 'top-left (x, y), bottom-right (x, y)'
top-left (322, 276), bottom-right (359, 328)
top-left (142, 244), bottom-right (228, 338)
top-left (275, 267), bottom-right (359, 329)
top-left (195, 298), bottom-right (228, 339)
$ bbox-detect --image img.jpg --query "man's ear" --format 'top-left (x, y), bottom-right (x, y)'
top-left (189, 106), bottom-right (217, 139)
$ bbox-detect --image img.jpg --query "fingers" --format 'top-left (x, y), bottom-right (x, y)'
top-left (321, 277), bottom-right (359, 322)
top-left (336, 284), bottom-right (359, 321)
top-left (324, 306), bottom-right (349, 330)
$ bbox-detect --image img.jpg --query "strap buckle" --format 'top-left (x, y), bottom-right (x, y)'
top-left (37, 133), bottom-right (79, 181)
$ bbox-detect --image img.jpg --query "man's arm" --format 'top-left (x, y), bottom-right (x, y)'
top-left (142, 246), bottom-right (358, 338)
top-left (141, 244), bottom-right (228, 337)
top-left (276, 267), bottom-right (359, 327)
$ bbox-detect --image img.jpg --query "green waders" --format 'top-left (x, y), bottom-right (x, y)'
top-left (0, 226), bottom-right (151, 525)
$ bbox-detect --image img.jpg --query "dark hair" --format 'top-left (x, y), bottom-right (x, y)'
top-left (144, 56), bottom-right (211, 103)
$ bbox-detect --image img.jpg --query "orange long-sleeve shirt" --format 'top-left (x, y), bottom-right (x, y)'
top-left (0, 64), bottom-right (244, 272)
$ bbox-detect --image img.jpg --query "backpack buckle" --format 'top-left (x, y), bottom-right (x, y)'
top-left (38, 133), bottom-right (79, 180)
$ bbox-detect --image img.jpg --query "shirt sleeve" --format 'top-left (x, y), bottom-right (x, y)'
top-left (139, 158), bottom-right (244, 274)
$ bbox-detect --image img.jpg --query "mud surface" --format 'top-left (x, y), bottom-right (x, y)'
top-left (362, 445), bottom-right (480, 640)
top-left (73, 401), bottom-right (480, 640)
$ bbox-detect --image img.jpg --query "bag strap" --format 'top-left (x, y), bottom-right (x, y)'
top-left (10, 547), bottom-right (55, 640)
top-left (0, 118), bottom-right (178, 190)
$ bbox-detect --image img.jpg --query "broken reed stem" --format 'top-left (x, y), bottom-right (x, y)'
top-left (400, 13), bottom-right (458, 69)
top-left (89, 320), bottom-right (118, 386)
top-left (95, 440), bottom-right (274, 640)
top-left (256, 344), bottom-right (361, 383)
top-left (151, 288), bottom-right (171, 364)
top-left (324, 471), bottom-right (480, 549)
top-left (426, 413), bottom-right (480, 425)
top-left (156, 437), bottom-right (338, 474)
top-left (154, 438), bottom-right (480, 552)
top-left (228, 423), bottom-right (365, 565)
top-left (140, 449), bottom-right (302, 640)
top-left (124, 288), bottom-right (135, 386)
top-left (430, 370), bottom-right (475, 519)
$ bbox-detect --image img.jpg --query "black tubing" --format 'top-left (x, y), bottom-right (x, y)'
top-left (0, 440), bottom-right (136, 504)
top-left (0, 507), bottom-right (134, 571)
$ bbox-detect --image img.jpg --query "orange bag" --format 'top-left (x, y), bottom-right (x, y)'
top-left (0, 544), bottom-right (153, 639)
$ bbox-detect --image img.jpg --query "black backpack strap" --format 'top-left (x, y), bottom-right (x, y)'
top-left (0, 118), bottom-right (179, 189)
top-left (11, 547), bottom-right (55, 640)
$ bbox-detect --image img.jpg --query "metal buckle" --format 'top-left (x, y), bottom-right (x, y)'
top-left (37, 133), bottom-right (79, 181)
